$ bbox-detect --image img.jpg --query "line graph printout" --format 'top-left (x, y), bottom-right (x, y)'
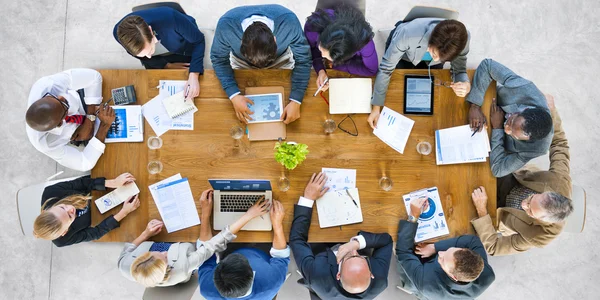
top-left (316, 188), bottom-right (363, 228)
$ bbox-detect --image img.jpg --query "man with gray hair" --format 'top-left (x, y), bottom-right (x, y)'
top-left (469, 95), bottom-right (574, 255)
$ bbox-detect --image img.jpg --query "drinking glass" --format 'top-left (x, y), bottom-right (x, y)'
top-left (147, 136), bottom-right (163, 150)
top-left (147, 161), bottom-right (163, 175)
top-left (416, 141), bottom-right (432, 155)
top-left (379, 176), bottom-right (393, 191)
top-left (277, 176), bottom-right (290, 192)
top-left (230, 124), bottom-right (244, 147)
top-left (323, 119), bottom-right (336, 134)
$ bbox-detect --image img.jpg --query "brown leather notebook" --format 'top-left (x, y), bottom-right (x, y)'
top-left (245, 86), bottom-right (287, 141)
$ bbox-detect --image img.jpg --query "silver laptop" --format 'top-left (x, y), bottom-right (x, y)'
top-left (209, 179), bottom-right (272, 231)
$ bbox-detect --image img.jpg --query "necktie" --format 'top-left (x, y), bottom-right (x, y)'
top-left (64, 115), bottom-right (85, 125)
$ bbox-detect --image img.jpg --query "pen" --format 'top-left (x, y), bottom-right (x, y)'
top-left (95, 98), bottom-right (113, 116)
top-left (313, 77), bottom-right (329, 97)
top-left (346, 189), bottom-right (358, 208)
top-left (471, 120), bottom-right (486, 137)
top-left (184, 84), bottom-right (190, 99)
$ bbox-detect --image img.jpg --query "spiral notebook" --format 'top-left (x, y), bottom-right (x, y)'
top-left (161, 91), bottom-right (198, 119)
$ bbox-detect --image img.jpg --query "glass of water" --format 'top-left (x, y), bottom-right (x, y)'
top-left (379, 176), bottom-right (393, 191)
top-left (323, 118), bottom-right (336, 134)
top-left (147, 136), bottom-right (163, 150)
top-left (416, 141), bottom-right (432, 155)
top-left (230, 124), bottom-right (244, 147)
top-left (147, 161), bottom-right (163, 175)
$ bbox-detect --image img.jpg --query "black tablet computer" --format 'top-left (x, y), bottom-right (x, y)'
top-left (403, 75), bottom-right (434, 115)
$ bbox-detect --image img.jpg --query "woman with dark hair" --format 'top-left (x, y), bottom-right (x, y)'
top-left (304, 4), bottom-right (377, 92)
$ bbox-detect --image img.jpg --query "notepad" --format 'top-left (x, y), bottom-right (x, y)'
top-left (149, 175), bottom-right (200, 233)
top-left (316, 188), bottom-right (363, 228)
top-left (329, 78), bottom-right (373, 114)
top-left (94, 182), bottom-right (140, 214)
top-left (435, 125), bottom-right (491, 165)
top-left (161, 91), bottom-right (198, 119)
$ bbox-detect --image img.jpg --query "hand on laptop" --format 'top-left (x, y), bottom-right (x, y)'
top-left (199, 189), bottom-right (214, 220)
top-left (303, 172), bottom-right (329, 200)
top-left (245, 197), bottom-right (270, 220)
top-left (270, 200), bottom-right (285, 229)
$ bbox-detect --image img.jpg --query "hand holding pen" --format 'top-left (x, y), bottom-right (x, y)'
top-left (314, 70), bottom-right (330, 96)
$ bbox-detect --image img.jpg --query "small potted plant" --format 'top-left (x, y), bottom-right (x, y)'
top-left (274, 140), bottom-right (309, 191)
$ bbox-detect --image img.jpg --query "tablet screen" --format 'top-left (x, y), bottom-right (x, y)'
top-left (404, 76), bottom-right (434, 115)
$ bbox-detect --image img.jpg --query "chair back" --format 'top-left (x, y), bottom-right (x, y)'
top-left (403, 5), bottom-right (459, 22)
top-left (315, 0), bottom-right (366, 16)
top-left (142, 273), bottom-right (199, 300)
top-left (563, 184), bottom-right (587, 233)
top-left (132, 2), bottom-right (185, 14)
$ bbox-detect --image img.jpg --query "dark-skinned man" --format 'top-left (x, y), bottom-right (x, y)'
top-left (26, 69), bottom-right (115, 171)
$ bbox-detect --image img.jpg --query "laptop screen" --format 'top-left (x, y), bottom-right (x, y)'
top-left (208, 179), bottom-right (272, 191)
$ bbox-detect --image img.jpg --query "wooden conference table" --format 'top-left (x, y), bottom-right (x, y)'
top-left (91, 69), bottom-right (497, 243)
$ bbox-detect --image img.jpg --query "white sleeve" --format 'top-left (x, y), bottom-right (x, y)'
top-left (297, 196), bottom-right (314, 208)
top-left (351, 235), bottom-right (367, 250)
top-left (63, 69), bottom-right (103, 105)
top-left (270, 246), bottom-right (291, 258)
top-left (45, 137), bottom-right (106, 171)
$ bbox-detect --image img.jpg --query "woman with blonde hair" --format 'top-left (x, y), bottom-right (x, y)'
top-left (33, 173), bottom-right (140, 247)
top-left (118, 189), bottom-right (271, 287)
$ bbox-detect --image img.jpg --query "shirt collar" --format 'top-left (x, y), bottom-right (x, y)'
top-left (236, 271), bottom-right (256, 298)
top-left (241, 15), bottom-right (274, 32)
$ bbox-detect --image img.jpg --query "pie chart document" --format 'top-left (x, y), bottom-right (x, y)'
top-left (402, 187), bottom-right (450, 242)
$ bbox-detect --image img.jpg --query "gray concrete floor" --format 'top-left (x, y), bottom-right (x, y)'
top-left (1, 0), bottom-right (599, 299)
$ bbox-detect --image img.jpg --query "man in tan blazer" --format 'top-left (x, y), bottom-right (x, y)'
top-left (469, 96), bottom-right (574, 256)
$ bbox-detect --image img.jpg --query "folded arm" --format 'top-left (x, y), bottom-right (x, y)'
top-left (466, 59), bottom-right (532, 106)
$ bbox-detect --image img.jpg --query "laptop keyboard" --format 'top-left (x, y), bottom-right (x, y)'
top-left (220, 194), bottom-right (264, 212)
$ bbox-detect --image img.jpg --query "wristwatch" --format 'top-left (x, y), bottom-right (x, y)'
top-left (86, 114), bottom-right (97, 122)
top-left (408, 215), bottom-right (418, 223)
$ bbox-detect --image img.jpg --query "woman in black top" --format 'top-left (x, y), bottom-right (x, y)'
top-left (33, 173), bottom-right (140, 247)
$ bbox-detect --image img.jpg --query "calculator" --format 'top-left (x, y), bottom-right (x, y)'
top-left (111, 85), bottom-right (137, 105)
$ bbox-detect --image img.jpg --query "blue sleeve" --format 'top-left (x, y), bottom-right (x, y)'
top-left (198, 254), bottom-right (217, 284)
top-left (466, 59), bottom-right (532, 106)
top-left (278, 14), bottom-right (311, 102)
top-left (210, 18), bottom-right (240, 98)
top-left (172, 12), bottom-right (205, 74)
top-left (269, 256), bottom-right (290, 287)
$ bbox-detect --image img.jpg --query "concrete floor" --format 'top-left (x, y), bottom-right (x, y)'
top-left (1, 0), bottom-right (599, 299)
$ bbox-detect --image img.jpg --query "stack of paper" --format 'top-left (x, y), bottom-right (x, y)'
top-left (402, 187), bottom-right (449, 242)
top-left (105, 105), bottom-right (144, 143)
top-left (142, 80), bottom-right (195, 136)
top-left (435, 125), bottom-right (491, 165)
top-left (148, 174), bottom-right (200, 233)
top-left (373, 106), bottom-right (415, 154)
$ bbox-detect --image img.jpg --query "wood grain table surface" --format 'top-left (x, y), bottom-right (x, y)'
top-left (91, 69), bottom-right (497, 243)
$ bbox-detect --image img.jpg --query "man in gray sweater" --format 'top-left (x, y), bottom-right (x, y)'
top-left (467, 59), bottom-right (553, 177)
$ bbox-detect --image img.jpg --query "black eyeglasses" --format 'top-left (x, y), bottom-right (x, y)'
top-left (427, 65), bottom-right (452, 88)
top-left (338, 114), bottom-right (358, 136)
top-left (43, 92), bottom-right (69, 128)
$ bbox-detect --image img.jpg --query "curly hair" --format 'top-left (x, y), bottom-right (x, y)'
top-left (452, 249), bottom-right (484, 282)
top-left (520, 108), bottom-right (553, 141)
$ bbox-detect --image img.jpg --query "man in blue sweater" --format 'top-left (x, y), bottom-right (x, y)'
top-left (114, 7), bottom-right (205, 100)
top-left (396, 197), bottom-right (495, 299)
top-left (198, 200), bottom-right (290, 299)
top-left (211, 4), bottom-right (311, 125)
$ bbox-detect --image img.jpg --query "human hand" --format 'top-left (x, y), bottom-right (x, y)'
top-left (97, 105), bottom-right (116, 125)
top-left (303, 172), bottom-right (329, 200)
top-left (367, 106), bottom-right (381, 129)
top-left (450, 81), bottom-right (471, 97)
top-left (106, 173), bottom-right (136, 188)
top-left (415, 243), bottom-right (436, 258)
top-left (143, 219), bottom-right (163, 238)
top-left (316, 70), bottom-right (329, 92)
top-left (231, 94), bottom-right (254, 123)
top-left (471, 186), bottom-right (489, 218)
top-left (468, 104), bottom-right (486, 132)
top-left (185, 73), bottom-right (200, 101)
top-left (165, 62), bottom-right (190, 69)
top-left (245, 197), bottom-right (270, 219)
top-left (336, 239), bottom-right (361, 263)
top-left (198, 189), bottom-right (214, 219)
top-left (490, 98), bottom-right (505, 129)
top-left (281, 101), bottom-right (301, 124)
top-left (410, 196), bottom-right (429, 219)
top-left (269, 200), bottom-right (285, 228)
top-left (545, 94), bottom-right (555, 110)
top-left (71, 118), bottom-right (94, 141)
top-left (121, 194), bottom-right (141, 215)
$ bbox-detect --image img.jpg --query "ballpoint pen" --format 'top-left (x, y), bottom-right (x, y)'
top-left (95, 98), bottom-right (113, 116)
top-left (346, 189), bottom-right (358, 208)
top-left (313, 77), bottom-right (329, 97)
top-left (471, 120), bottom-right (486, 137)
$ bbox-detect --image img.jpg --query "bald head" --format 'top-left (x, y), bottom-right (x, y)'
top-left (26, 96), bottom-right (66, 131)
top-left (339, 256), bottom-right (372, 294)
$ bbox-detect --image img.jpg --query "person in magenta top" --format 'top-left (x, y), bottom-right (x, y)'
top-left (304, 4), bottom-right (378, 92)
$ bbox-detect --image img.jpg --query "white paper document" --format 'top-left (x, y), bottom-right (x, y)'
top-left (316, 188), bottom-right (363, 228)
top-left (322, 168), bottom-right (356, 191)
top-left (149, 174), bottom-right (200, 233)
top-left (329, 78), bottom-right (373, 114)
top-left (105, 105), bottom-right (144, 143)
top-left (373, 106), bottom-right (415, 154)
top-left (94, 182), bottom-right (140, 214)
top-left (402, 187), bottom-right (449, 242)
top-left (435, 125), bottom-right (491, 165)
top-left (142, 82), bottom-right (194, 136)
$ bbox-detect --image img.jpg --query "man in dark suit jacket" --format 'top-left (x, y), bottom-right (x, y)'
top-left (396, 197), bottom-right (496, 299)
top-left (113, 6), bottom-right (205, 100)
top-left (289, 172), bottom-right (393, 300)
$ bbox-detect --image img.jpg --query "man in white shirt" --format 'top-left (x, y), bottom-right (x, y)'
top-left (25, 69), bottom-right (115, 171)
top-left (290, 172), bottom-right (393, 300)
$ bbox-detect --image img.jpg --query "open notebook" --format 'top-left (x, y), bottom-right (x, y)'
top-left (316, 188), bottom-right (363, 228)
top-left (329, 78), bottom-right (372, 114)
top-left (161, 91), bottom-right (198, 119)
top-left (94, 183), bottom-right (140, 214)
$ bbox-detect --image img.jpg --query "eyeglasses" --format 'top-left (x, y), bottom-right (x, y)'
top-left (337, 255), bottom-right (372, 280)
top-left (43, 92), bottom-right (69, 128)
top-left (427, 64), bottom-right (452, 88)
top-left (338, 114), bottom-right (358, 136)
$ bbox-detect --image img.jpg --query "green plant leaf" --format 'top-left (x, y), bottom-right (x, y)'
top-left (273, 141), bottom-right (309, 170)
